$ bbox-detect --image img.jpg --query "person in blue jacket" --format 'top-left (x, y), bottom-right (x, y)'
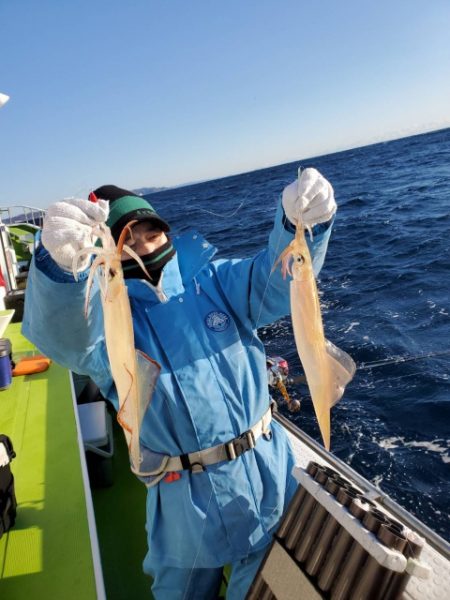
top-left (22, 167), bottom-right (336, 600)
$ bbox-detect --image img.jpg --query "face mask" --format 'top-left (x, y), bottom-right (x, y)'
top-left (121, 238), bottom-right (176, 283)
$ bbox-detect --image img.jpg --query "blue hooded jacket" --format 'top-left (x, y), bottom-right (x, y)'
top-left (22, 202), bottom-right (333, 570)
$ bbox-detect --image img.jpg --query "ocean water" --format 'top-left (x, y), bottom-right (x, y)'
top-left (146, 127), bottom-right (450, 541)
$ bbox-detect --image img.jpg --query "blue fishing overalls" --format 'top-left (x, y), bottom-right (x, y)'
top-left (23, 202), bottom-right (333, 599)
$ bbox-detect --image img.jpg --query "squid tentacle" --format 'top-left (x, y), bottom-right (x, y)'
top-left (84, 254), bottom-right (107, 316)
top-left (122, 244), bottom-right (153, 280)
top-left (72, 246), bottom-right (110, 281)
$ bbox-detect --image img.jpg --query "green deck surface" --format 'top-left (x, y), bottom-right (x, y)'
top-left (0, 323), bottom-right (98, 599)
top-left (6, 224), bottom-right (36, 263)
top-left (92, 416), bottom-right (229, 599)
top-left (1, 324), bottom-right (227, 598)
top-left (91, 414), bottom-right (151, 599)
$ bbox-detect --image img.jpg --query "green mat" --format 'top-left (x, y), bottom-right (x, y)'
top-left (1, 323), bottom-right (228, 598)
top-left (93, 414), bottom-right (230, 599)
top-left (91, 413), bottom-right (151, 599)
top-left (7, 224), bottom-right (37, 263)
top-left (0, 323), bottom-right (98, 599)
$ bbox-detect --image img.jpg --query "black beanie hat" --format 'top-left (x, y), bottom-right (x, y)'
top-left (92, 184), bottom-right (170, 242)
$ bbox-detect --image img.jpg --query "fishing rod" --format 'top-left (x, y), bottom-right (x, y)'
top-left (279, 349), bottom-right (450, 381)
top-left (356, 349), bottom-right (450, 371)
top-left (268, 349), bottom-right (450, 411)
top-left (284, 348), bottom-right (450, 382)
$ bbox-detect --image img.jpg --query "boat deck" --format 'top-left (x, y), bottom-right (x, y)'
top-left (0, 323), bottom-right (103, 598)
top-left (90, 414), bottom-right (151, 599)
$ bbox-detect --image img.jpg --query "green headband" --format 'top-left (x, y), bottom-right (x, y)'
top-left (105, 195), bottom-right (170, 242)
top-left (106, 196), bottom-right (158, 228)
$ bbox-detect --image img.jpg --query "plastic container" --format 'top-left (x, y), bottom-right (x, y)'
top-left (78, 401), bottom-right (114, 487)
top-left (0, 338), bottom-right (12, 390)
top-left (4, 290), bottom-right (25, 323)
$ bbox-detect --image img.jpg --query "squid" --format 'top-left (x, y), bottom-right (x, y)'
top-left (73, 221), bottom-right (160, 472)
top-left (275, 209), bottom-right (356, 450)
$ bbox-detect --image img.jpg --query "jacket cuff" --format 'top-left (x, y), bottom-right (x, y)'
top-left (281, 203), bottom-right (334, 237)
top-left (33, 232), bottom-right (90, 283)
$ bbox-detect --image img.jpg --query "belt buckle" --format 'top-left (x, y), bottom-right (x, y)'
top-left (226, 430), bottom-right (256, 460)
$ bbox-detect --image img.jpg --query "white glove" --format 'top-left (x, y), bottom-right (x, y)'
top-left (282, 167), bottom-right (337, 228)
top-left (42, 198), bottom-right (109, 272)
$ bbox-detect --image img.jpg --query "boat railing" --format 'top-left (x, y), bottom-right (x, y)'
top-left (276, 412), bottom-right (450, 558)
top-left (0, 204), bottom-right (46, 227)
top-left (0, 205), bottom-right (45, 296)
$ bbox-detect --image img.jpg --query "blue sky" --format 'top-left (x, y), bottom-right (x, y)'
top-left (1, 0), bottom-right (449, 208)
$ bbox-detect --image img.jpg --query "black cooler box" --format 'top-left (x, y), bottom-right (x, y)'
top-left (0, 434), bottom-right (17, 538)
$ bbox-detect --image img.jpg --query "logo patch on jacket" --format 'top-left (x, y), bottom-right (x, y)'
top-left (205, 311), bottom-right (230, 332)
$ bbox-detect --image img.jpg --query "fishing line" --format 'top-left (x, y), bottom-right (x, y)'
top-left (71, 183), bottom-right (94, 199)
top-left (250, 197), bottom-right (289, 347)
top-left (185, 184), bottom-right (257, 219)
top-left (188, 199), bottom-right (246, 218)
top-left (357, 349), bottom-right (450, 371)
top-left (289, 351), bottom-right (450, 389)
top-left (181, 485), bottom-right (215, 600)
top-left (350, 371), bottom-right (424, 390)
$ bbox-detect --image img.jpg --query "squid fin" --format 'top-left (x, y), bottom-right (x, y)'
top-left (325, 339), bottom-right (357, 407)
top-left (308, 340), bottom-right (356, 450)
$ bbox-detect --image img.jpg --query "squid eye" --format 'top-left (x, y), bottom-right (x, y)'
top-left (296, 255), bottom-right (305, 265)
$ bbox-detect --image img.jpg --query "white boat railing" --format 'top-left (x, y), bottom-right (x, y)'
top-left (0, 204), bottom-right (46, 227)
top-left (277, 412), bottom-right (450, 558)
top-left (0, 205), bottom-right (45, 295)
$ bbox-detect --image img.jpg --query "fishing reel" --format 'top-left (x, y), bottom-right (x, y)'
top-left (266, 356), bottom-right (301, 413)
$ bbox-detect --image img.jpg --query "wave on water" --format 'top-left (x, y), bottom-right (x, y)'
top-left (377, 436), bottom-right (450, 464)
